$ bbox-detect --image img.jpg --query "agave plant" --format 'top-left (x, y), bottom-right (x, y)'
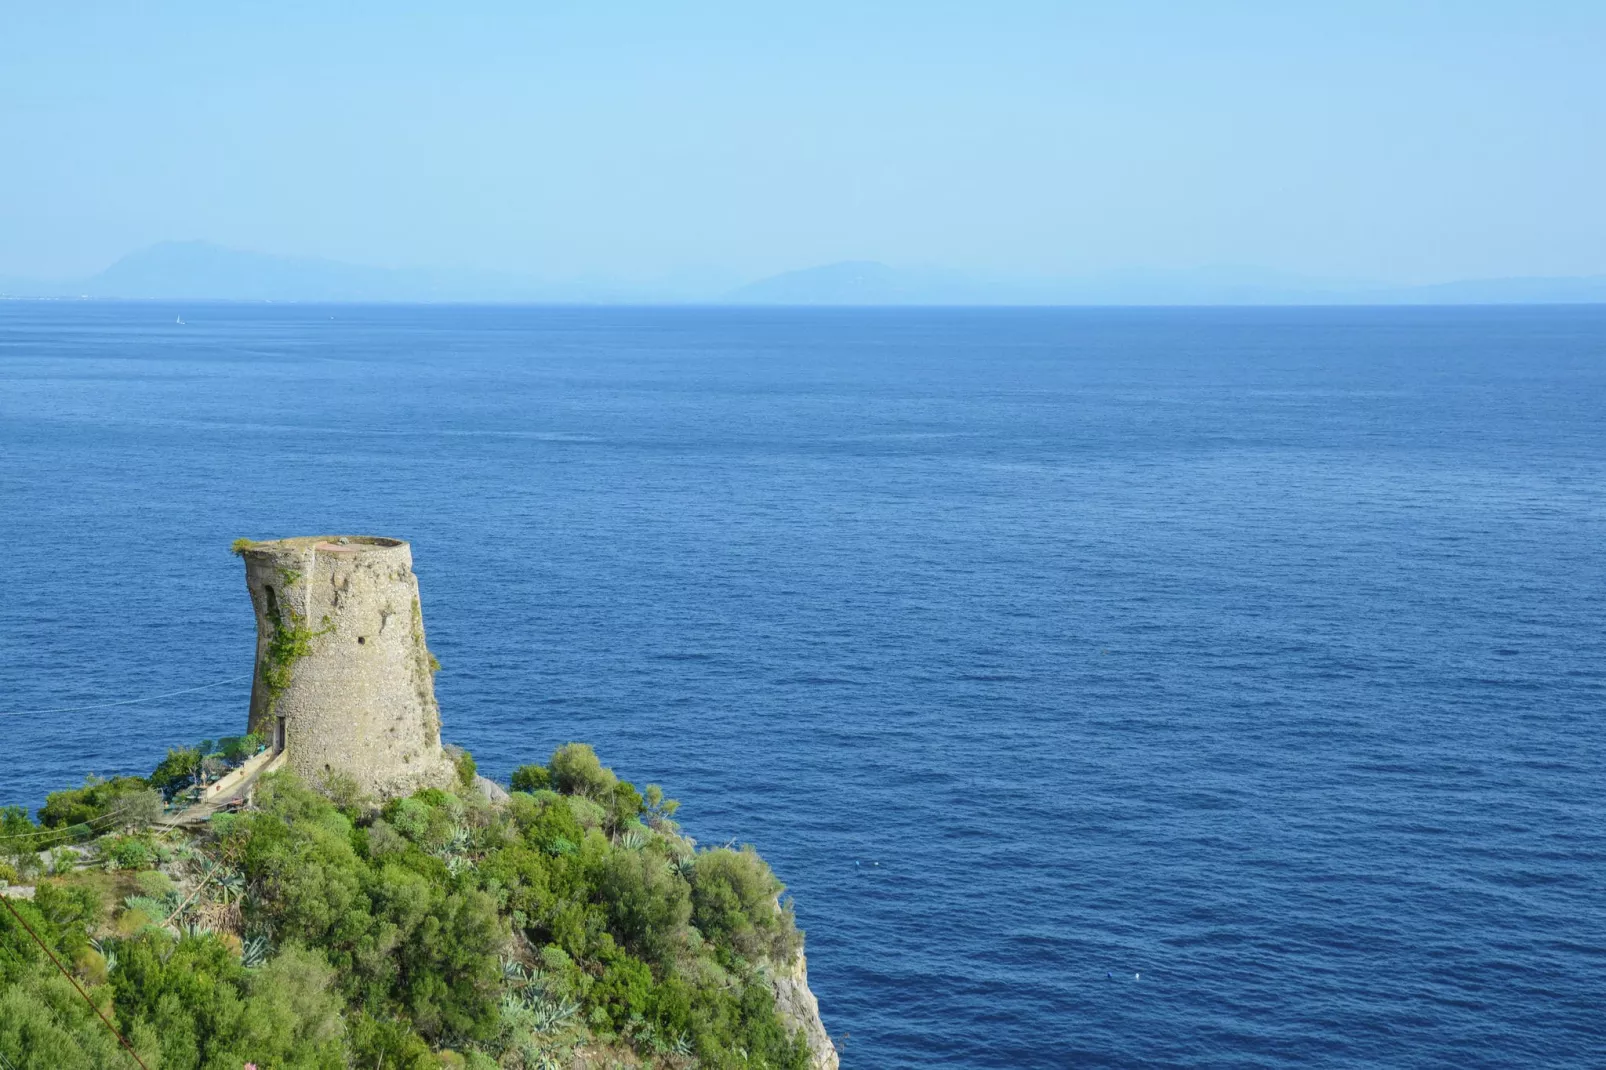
top-left (240, 934), bottom-right (273, 968)
top-left (500, 968), bottom-right (576, 1039)
top-left (673, 855), bottom-right (697, 882)
top-left (121, 894), bottom-right (168, 918)
top-left (88, 937), bottom-right (119, 974)
top-left (528, 995), bottom-right (580, 1036)
top-left (515, 1037), bottom-right (564, 1070)
top-left (618, 829), bottom-right (648, 852)
top-left (214, 870), bottom-right (246, 904)
top-left (435, 825), bottom-right (472, 860)
top-left (502, 959), bottom-right (553, 991)
top-left (171, 917), bottom-right (214, 939)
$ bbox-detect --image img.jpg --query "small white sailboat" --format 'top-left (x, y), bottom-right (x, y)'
top-left (176, 315), bottom-right (186, 325)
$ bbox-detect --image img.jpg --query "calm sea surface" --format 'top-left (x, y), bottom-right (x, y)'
top-left (1, 303), bottom-right (1603, 1067)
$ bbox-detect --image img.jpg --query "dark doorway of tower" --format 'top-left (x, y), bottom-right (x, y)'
top-left (274, 716), bottom-right (286, 754)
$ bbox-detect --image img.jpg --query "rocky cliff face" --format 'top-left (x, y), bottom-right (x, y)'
top-left (772, 950), bottom-right (839, 1070)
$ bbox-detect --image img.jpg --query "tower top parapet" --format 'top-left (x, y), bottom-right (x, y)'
top-left (239, 534), bottom-right (408, 557)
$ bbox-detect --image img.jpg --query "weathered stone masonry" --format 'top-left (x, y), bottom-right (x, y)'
top-left (241, 535), bottom-right (457, 798)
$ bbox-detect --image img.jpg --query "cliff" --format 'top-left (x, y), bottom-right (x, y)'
top-left (772, 950), bottom-right (839, 1070)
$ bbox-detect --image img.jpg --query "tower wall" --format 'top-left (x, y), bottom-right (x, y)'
top-left (242, 535), bottom-right (457, 798)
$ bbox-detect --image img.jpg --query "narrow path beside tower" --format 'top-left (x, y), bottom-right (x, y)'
top-left (156, 750), bottom-right (286, 828)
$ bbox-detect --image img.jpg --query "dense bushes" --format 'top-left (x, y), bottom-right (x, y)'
top-left (0, 959), bottom-right (155, 1069)
top-left (148, 747), bottom-right (204, 798)
top-left (111, 932), bottom-right (347, 1069)
top-left (547, 742), bottom-right (618, 798)
top-left (37, 776), bottom-right (158, 833)
top-left (691, 846), bottom-right (802, 964)
top-left (0, 742), bottom-right (811, 1069)
top-left (508, 763), bottom-right (549, 793)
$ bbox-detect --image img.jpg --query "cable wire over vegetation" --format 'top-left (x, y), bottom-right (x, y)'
top-left (0, 675), bottom-right (248, 718)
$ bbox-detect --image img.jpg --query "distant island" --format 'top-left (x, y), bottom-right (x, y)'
top-left (0, 537), bottom-right (837, 1069)
top-left (5, 240), bottom-right (1606, 306)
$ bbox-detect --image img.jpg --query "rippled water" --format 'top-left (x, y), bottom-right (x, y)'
top-left (2, 303), bottom-right (1604, 1067)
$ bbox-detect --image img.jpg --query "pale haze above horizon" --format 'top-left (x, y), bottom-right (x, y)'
top-left (4, 1), bottom-right (1605, 291)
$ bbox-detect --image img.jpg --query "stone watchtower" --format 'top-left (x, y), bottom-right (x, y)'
top-left (240, 536), bottom-right (457, 798)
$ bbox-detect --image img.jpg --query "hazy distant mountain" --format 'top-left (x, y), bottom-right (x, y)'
top-left (0, 241), bottom-right (671, 303)
top-left (4, 243), bottom-right (1604, 305)
top-left (1377, 275), bottom-right (1606, 305)
top-left (722, 261), bottom-right (1379, 305)
top-left (725, 261), bottom-right (1606, 306)
top-left (725, 261), bottom-right (997, 304)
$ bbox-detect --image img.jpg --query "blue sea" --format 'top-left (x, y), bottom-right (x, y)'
top-left (2, 303), bottom-right (1604, 1067)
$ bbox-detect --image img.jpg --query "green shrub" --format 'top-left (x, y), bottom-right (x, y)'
top-left (32, 881), bottom-right (102, 940)
top-left (347, 1011), bottom-right (436, 1070)
top-left (548, 743), bottom-right (617, 798)
top-left (591, 952), bottom-right (656, 1029)
top-left (385, 794), bottom-right (461, 852)
top-left (644, 783), bottom-right (680, 824)
top-left (691, 847), bottom-right (801, 963)
top-left (0, 962), bottom-right (156, 1069)
top-left (1, 805), bottom-right (46, 869)
top-left (453, 748), bottom-right (478, 789)
top-left (149, 745), bottom-right (203, 796)
top-left (509, 763), bottom-right (550, 792)
top-left (235, 943), bottom-right (346, 1066)
top-left (565, 795), bottom-right (607, 832)
top-left (226, 775), bottom-right (505, 1044)
top-left (598, 848), bottom-right (692, 966)
top-left (609, 780), bottom-right (645, 833)
top-left (148, 747), bottom-right (202, 798)
top-left (38, 776), bottom-right (152, 831)
top-left (100, 834), bottom-right (157, 870)
top-left (117, 789), bottom-right (164, 830)
top-left (363, 818), bottom-right (408, 859)
top-left (111, 930), bottom-right (346, 1070)
top-left (218, 732), bottom-right (266, 763)
top-left (312, 768), bottom-right (370, 816)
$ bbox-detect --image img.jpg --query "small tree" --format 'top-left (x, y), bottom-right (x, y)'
top-left (509, 764), bottom-right (550, 792)
top-left (118, 789), bottom-right (165, 830)
top-left (148, 747), bottom-right (202, 798)
top-left (547, 743), bottom-right (617, 799)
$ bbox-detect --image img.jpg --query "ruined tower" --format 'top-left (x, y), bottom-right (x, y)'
top-left (240, 536), bottom-right (458, 798)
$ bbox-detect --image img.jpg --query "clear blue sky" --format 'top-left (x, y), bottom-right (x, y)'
top-left (3, 1), bottom-right (1603, 284)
